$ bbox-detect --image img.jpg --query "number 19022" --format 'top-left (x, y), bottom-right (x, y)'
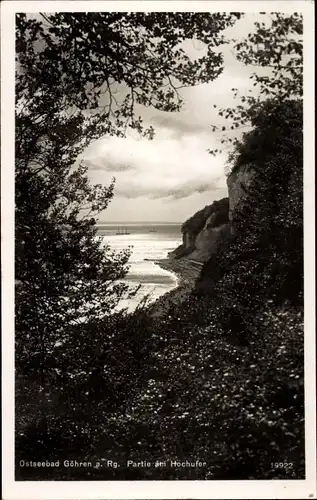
top-left (271, 462), bottom-right (293, 469)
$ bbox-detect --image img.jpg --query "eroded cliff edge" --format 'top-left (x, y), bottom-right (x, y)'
top-left (168, 197), bottom-right (230, 262)
top-left (169, 163), bottom-right (256, 263)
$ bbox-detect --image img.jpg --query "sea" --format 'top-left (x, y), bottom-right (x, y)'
top-left (96, 223), bottom-right (182, 311)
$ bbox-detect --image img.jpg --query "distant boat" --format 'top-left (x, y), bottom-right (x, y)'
top-left (115, 227), bottom-right (130, 235)
top-left (149, 228), bottom-right (157, 233)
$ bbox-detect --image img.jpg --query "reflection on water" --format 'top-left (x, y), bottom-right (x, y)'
top-left (97, 224), bottom-right (182, 311)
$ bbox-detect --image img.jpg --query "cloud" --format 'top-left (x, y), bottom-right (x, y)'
top-left (115, 178), bottom-right (223, 200)
top-left (150, 115), bottom-right (211, 139)
top-left (84, 157), bottom-right (133, 173)
top-left (84, 130), bottom-right (227, 205)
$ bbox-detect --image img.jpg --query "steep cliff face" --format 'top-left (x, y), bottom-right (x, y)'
top-left (168, 161), bottom-right (264, 263)
top-left (226, 163), bottom-right (256, 220)
top-left (169, 165), bottom-right (259, 263)
top-left (169, 197), bottom-right (230, 262)
top-left (187, 212), bottom-right (231, 261)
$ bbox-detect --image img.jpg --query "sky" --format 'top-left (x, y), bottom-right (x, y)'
top-left (81, 14), bottom-right (264, 223)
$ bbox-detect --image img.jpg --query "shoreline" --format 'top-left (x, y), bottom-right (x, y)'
top-left (153, 257), bottom-right (203, 286)
top-left (147, 257), bottom-right (203, 318)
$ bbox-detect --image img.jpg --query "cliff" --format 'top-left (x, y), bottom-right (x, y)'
top-left (168, 161), bottom-right (259, 264)
top-left (169, 197), bottom-right (230, 262)
top-left (226, 163), bottom-right (256, 220)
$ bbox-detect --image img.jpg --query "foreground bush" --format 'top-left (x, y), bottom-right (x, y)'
top-left (16, 300), bottom-right (304, 480)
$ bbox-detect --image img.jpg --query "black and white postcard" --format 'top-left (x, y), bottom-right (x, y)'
top-left (1, 1), bottom-right (316, 498)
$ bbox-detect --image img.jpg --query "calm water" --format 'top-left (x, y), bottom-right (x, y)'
top-left (97, 223), bottom-right (182, 310)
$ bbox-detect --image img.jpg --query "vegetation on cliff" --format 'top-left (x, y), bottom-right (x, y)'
top-left (199, 99), bottom-right (303, 302)
top-left (181, 197), bottom-right (229, 237)
top-left (169, 197), bottom-right (229, 260)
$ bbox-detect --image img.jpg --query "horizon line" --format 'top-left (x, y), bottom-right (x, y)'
top-left (97, 221), bottom-right (182, 224)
